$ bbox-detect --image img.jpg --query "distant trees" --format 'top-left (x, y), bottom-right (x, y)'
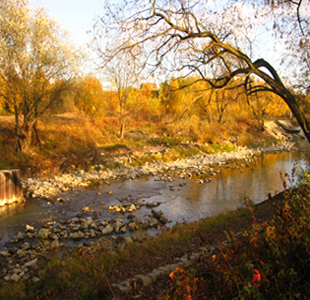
top-left (0, 0), bottom-right (79, 151)
top-left (93, 0), bottom-right (310, 144)
top-left (73, 75), bottom-right (106, 117)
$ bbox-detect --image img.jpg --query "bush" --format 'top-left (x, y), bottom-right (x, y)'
top-left (166, 169), bottom-right (310, 299)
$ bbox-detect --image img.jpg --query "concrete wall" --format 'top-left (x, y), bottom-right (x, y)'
top-left (0, 170), bottom-right (23, 206)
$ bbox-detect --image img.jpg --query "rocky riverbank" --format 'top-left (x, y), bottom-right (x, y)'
top-left (0, 210), bottom-right (161, 285)
top-left (23, 142), bottom-right (297, 199)
top-left (0, 141), bottom-right (299, 285)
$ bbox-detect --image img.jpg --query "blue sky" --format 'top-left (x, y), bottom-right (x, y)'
top-left (27, 0), bottom-right (310, 87)
top-left (29, 0), bottom-right (105, 47)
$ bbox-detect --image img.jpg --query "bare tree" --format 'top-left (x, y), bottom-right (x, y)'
top-left (103, 49), bottom-right (142, 139)
top-left (94, 0), bottom-right (310, 143)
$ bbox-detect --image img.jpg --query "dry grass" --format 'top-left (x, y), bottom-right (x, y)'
top-left (0, 112), bottom-right (274, 177)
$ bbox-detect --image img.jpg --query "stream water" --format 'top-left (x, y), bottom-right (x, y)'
top-left (0, 150), bottom-right (308, 248)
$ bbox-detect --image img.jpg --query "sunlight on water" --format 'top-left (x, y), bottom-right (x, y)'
top-left (0, 151), bottom-right (308, 245)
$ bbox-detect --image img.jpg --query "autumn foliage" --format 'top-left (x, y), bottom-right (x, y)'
top-left (162, 170), bottom-right (310, 299)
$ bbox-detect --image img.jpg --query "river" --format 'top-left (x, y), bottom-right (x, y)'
top-left (0, 150), bottom-right (308, 248)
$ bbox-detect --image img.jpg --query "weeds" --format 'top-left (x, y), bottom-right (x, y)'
top-left (165, 169), bottom-right (310, 299)
top-left (160, 268), bottom-right (200, 300)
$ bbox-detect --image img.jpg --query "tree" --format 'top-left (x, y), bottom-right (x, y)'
top-left (74, 75), bottom-right (106, 117)
top-left (0, 0), bottom-right (79, 151)
top-left (94, 0), bottom-right (310, 144)
top-left (95, 46), bottom-right (142, 139)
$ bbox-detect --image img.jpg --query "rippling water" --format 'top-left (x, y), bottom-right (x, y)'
top-left (0, 151), bottom-right (308, 247)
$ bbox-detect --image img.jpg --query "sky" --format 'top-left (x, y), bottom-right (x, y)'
top-left (27, 1), bottom-right (282, 72)
top-left (29, 0), bottom-right (105, 48)
top-left (27, 0), bottom-right (310, 88)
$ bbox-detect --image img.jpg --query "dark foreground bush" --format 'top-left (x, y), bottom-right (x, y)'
top-left (164, 170), bottom-right (310, 300)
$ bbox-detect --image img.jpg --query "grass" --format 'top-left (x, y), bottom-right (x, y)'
top-left (0, 113), bottom-right (276, 178)
top-left (162, 170), bottom-right (310, 299)
top-left (0, 144), bottom-right (308, 299)
top-left (0, 197), bottom-right (275, 300)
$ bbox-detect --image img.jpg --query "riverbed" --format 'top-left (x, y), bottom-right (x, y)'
top-left (0, 150), bottom-right (308, 249)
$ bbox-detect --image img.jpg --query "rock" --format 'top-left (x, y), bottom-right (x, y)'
top-left (24, 258), bottom-right (38, 268)
top-left (146, 201), bottom-right (159, 208)
top-left (148, 218), bottom-right (159, 227)
top-left (25, 224), bottom-right (35, 231)
top-left (38, 228), bottom-right (50, 239)
top-left (127, 204), bottom-right (137, 212)
top-left (135, 200), bottom-right (144, 207)
top-left (120, 226), bottom-right (127, 233)
top-left (85, 217), bottom-right (93, 225)
top-left (20, 242), bottom-right (30, 250)
top-left (90, 230), bottom-right (96, 238)
top-left (70, 232), bottom-right (84, 239)
top-left (32, 277), bottom-right (40, 283)
top-left (159, 215), bottom-right (168, 224)
top-left (51, 239), bottom-right (60, 248)
top-left (115, 221), bottom-right (123, 228)
top-left (80, 222), bottom-right (89, 230)
top-left (127, 213), bottom-right (135, 219)
top-left (16, 249), bottom-right (26, 257)
top-left (70, 225), bottom-right (79, 231)
top-left (125, 237), bottom-right (133, 244)
top-left (128, 223), bottom-right (137, 231)
top-left (99, 220), bottom-right (108, 226)
top-left (152, 209), bottom-right (163, 220)
top-left (11, 273), bottom-right (20, 282)
top-left (0, 251), bottom-right (11, 257)
top-left (13, 268), bottom-right (23, 274)
top-left (70, 217), bottom-right (80, 223)
top-left (135, 217), bottom-right (142, 224)
top-left (8, 248), bottom-right (17, 255)
top-left (50, 233), bottom-right (59, 240)
top-left (17, 231), bottom-right (24, 240)
top-left (101, 225), bottom-right (114, 235)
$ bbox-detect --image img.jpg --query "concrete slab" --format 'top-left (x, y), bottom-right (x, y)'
top-left (147, 269), bottom-right (163, 282)
top-left (134, 274), bottom-right (153, 286)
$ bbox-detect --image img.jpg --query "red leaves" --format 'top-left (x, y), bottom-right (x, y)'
top-left (168, 268), bottom-right (199, 300)
top-left (77, 247), bottom-right (93, 262)
top-left (252, 269), bottom-right (261, 289)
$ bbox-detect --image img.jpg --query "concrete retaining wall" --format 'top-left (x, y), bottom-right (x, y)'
top-left (0, 170), bottom-right (23, 206)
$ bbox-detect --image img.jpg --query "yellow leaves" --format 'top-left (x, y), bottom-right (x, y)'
top-left (264, 224), bottom-right (276, 243)
top-left (74, 75), bottom-right (106, 117)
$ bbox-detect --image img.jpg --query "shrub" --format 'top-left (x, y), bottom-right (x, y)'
top-left (167, 169), bottom-right (310, 299)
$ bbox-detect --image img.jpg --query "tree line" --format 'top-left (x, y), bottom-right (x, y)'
top-left (0, 0), bottom-right (309, 152)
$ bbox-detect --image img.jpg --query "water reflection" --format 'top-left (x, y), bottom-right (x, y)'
top-left (0, 151), bottom-right (308, 246)
top-left (160, 152), bottom-right (307, 223)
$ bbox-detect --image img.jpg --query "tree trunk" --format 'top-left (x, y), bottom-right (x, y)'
top-left (119, 118), bottom-right (125, 139)
top-left (20, 119), bottom-right (33, 152)
top-left (33, 120), bottom-right (42, 146)
top-left (14, 107), bottom-right (22, 152)
top-left (284, 92), bottom-right (310, 143)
